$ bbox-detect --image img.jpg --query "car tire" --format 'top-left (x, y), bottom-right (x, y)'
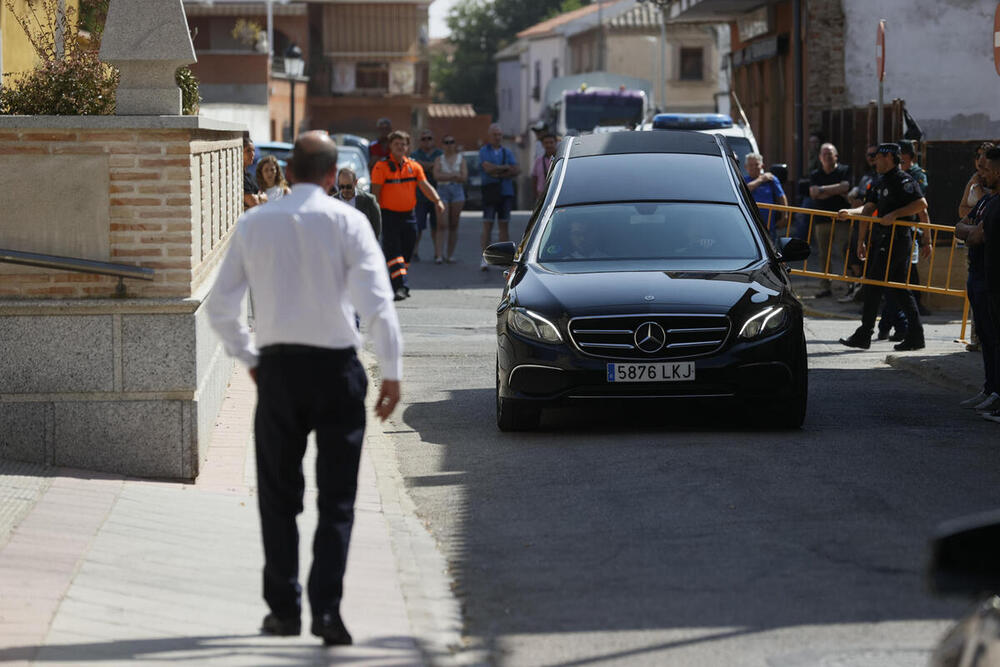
top-left (496, 359), bottom-right (541, 431)
top-left (777, 332), bottom-right (808, 429)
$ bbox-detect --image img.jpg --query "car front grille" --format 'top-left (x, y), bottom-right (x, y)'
top-left (567, 313), bottom-right (730, 360)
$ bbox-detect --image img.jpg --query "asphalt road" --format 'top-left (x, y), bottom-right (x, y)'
top-left (378, 211), bottom-right (1000, 667)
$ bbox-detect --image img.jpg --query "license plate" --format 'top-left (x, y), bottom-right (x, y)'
top-left (606, 362), bottom-right (695, 383)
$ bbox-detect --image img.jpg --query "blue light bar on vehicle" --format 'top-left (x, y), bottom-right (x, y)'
top-left (652, 113), bottom-right (734, 130)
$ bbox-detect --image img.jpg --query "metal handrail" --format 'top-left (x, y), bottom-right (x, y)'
top-left (0, 247), bottom-right (155, 297)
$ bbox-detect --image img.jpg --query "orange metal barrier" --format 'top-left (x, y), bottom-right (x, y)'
top-left (757, 202), bottom-right (971, 340)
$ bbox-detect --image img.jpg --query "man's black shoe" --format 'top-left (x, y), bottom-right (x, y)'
top-left (261, 613), bottom-right (301, 636)
top-left (311, 613), bottom-right (352, 646)
top-left (893, 339), bottom-right (925, 351)
top-left (393, 287), bottom-right (408, 302)
top-left (815, 289), bottom-right (833, 298)
top-left (839, 334), bottom-right (871, 349)
top-left (889, 330), bottom-right (906, 342)
top-left (876, 330), bottom-right (890, 341)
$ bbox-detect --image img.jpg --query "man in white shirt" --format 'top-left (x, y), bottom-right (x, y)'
top-left (206, 131), bottom-right (402, 647)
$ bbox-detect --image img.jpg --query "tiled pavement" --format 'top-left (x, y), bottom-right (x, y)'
top-left (0, 362), bottom-right (451, 666)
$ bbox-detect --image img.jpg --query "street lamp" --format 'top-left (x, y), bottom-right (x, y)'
top-left (284, 43), bottom-right (304, 141)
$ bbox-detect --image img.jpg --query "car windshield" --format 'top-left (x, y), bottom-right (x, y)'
top-left (564, 95), bottom-right (644, 133)
top-left (536, 202), bottom-right (760, 270)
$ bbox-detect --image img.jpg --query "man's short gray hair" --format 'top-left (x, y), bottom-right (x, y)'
top-left (744, 152), bottom-right (763, 165)
top-left (338, 167), bottom-right (357, 181)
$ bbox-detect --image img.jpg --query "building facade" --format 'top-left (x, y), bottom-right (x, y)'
top-left (668, 0), bottom-right (1000, 183)
top-left (1, 0), bottom-right (80, 79)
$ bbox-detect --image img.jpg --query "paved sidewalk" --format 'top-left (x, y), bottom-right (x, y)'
top-left (0, 360), bottom-right (460, 666)
top-left (795, 278), bottom-right (984, 397)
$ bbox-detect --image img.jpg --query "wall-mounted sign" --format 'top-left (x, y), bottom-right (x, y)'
top-left (331, 62), bottom-right (355, 94)
top-left (737, 6), bottom-right (771, 43)
top-left (389, 62), bottom-right (415, 95)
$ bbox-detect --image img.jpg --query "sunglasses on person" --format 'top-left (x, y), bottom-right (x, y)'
top-left (421, 136), bottom-right (433, 141)
top-left (339, 183), bottom-right (355, 191)
top-left (443, 139), bottom-right (455, 144)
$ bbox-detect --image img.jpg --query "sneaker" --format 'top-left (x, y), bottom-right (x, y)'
top-left (393, 287), bottom-right (408, 301)
top-left (837, 286), bottom-right (858, 303)
top-left (960, 390), bottom-right (990, 408)
top-left (983, 408), bottom-right (1000, 424)
top-left (893, 338), bottom-right (925, 351)
top-left (974, 392), bottom-right (1000, 412)
top-left (446, 256), bottom-right (456, 264)
top-left (480, 259), bottom-right (489, 271)
top-left (434, 256), bottom-right (443, 264)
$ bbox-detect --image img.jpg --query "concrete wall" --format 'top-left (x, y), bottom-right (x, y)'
top-left (526, 36), bottom-right (565, 124)
top-left (0, 116), bottom-right (245, 481)
top-left (199, 103), bottom-right (270, 142)
top-left (842, 0), bottom-right (999, 140)
top-left (496, 58), bottom-right (524, 137)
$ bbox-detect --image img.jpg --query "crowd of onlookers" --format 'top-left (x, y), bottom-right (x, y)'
top-left (743, 137), bottom-right (1000, 424)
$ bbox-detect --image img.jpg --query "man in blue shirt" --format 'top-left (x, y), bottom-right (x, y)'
top-left (744, 153), bottom-right (787, 241)
top-left (479, 123), bottom-right (520, 270)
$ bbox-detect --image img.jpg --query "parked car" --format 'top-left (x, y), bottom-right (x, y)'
top-left (462, 150), bottom-right (483, 210)
top-left (332, 133), bottom-right (370, 166)
top-left (336, 145), bottom-right (370, 194)
top-left (254, 141), bottom-right (294, 168)
top-left (483, 130), bottom-right (810, 431)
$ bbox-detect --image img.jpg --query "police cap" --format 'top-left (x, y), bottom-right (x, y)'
top-left (876, 143), bottom-right (900, 156)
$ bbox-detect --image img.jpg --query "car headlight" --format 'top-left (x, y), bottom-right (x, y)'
top-left (508, 307), bottom-right (563, 344)
top-left (738, 305), bottom-right (787, 339)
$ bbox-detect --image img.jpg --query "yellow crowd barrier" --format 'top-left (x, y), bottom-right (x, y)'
top-left (757, 202), bottom-right (971, 340)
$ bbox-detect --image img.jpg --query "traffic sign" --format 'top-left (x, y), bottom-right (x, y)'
top-left (877, 20), bottom-right (886, 82)
top-left (994, 3), bottom-right (1000, 76)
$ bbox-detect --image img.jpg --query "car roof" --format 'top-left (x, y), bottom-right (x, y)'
top-left (564, 130), bottom-right (724, 159)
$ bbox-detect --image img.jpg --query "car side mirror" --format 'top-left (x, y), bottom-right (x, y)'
top-left (484, 241), bottom-right (517, 267)
top-left (777, 237), bottom-right (810, 262)
top-left (928, 510), bottom-right (1000, 597)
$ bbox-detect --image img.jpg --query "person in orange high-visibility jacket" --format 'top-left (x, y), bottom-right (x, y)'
top-left (371, 130), bottom-right (445, 301)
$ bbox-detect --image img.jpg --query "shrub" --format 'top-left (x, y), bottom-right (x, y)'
top-left (0, 0), bottom-right (201, 116)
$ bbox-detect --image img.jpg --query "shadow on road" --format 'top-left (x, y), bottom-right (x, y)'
top-left (397, 365), bottom-right (999, 643)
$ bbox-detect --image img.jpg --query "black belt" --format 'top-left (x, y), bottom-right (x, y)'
top-left (259, 344), bottom-right (355, 359)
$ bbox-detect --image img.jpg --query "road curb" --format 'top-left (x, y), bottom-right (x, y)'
top-left (360, 350), bottom-right (485, 666)
top-left (884, 353), bottom-right (981, 395)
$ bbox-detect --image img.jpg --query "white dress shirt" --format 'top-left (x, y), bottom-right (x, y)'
top-left (206, 183), bottom-right (403, 380)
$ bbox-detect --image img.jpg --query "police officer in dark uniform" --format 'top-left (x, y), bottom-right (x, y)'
top-left (837, 142), bottom-right (930, 351)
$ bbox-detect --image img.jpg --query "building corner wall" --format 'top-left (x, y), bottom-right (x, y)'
top-left (804, 0), bottom-right (847, 134)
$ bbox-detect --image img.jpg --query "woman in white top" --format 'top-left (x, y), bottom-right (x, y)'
top-left (432, 135), bottom-right (468, 263)
top-left (256, 155), bottom-right (291, 202)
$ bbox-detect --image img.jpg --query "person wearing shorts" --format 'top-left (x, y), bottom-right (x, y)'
top-left (433, 134), bottom-right (468, 263)
top-left (479, 123), bottom-right (519, 270)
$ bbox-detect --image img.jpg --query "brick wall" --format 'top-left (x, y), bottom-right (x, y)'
top-left (805, 0), bottom-right (847, 135)
top-left (0, 127), bottom-right (241, 299)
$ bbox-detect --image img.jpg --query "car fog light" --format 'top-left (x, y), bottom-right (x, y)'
top-left (738, 305), bottom-right (787, 340)
top-left (508, 307), bottom-right (563, 344)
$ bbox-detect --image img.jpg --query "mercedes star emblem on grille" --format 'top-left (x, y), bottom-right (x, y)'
top-left (634, 322), bottom-right (666, 353)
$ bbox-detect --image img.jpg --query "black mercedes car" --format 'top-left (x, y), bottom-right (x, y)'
top-left (484, 130), bottom-right (811, 431)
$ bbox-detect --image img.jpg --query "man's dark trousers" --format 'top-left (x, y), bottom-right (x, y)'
top-left (382, 209), bottom-right (416, 291)
top-left (254, 345), bottom-right (367, 621)
top-left (859, 231), bottom-right (923, 342)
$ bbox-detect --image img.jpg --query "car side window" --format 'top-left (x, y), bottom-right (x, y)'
top-left (518, 158), bottom-right (562, 257)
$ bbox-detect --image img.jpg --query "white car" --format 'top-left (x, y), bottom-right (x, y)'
top-left (646, 114), bottom-right (760, 173)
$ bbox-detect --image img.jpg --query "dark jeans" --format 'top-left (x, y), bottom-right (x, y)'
top-left (382, 209), bottom-right (417, 290)
top-left (969, 279), bottom-right (998, 393)
top-left (858, 232), bottom-right (923, 342)
top-left (254, 346), bottom-right (367, 620)
top-left (987, 290), bottom-right (1000, 396)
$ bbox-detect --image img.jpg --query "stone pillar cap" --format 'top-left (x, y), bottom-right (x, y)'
top-left (99, 0), bottom-right (196, 63)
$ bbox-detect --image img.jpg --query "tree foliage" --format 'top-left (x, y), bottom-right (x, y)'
top-left (0, 0), bottom-right (200, 116)
top-left (434, 0), bottom-right (587, 117)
